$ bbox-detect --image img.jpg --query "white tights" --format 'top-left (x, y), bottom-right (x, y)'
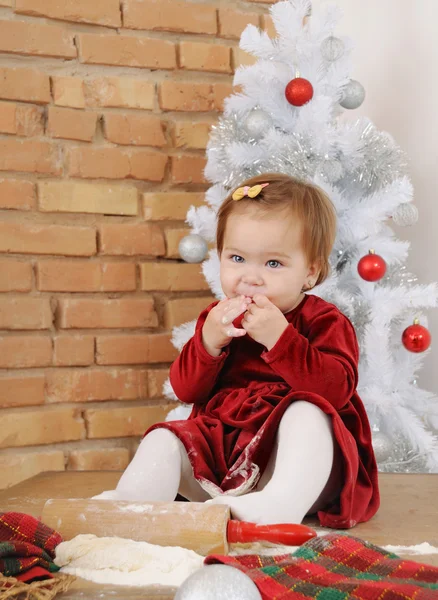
top-left (93, 401), bottom-right (341, 524)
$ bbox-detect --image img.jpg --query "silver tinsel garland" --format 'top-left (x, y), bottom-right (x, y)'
top-left (208, 115), bottom-right (408, 198)
top-left (342, 121), bottom-right (409, 193)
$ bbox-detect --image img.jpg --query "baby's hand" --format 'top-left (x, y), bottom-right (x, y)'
top-left (242, 294), bottom-right (289, 350)
top-left (202, 296), bottom-right (251, 357)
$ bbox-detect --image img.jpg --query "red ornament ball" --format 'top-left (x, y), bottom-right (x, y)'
top-left (357, 250), bottom-right (386, 282)
top-left (402, 320), bottom-right (432, 353)
top-left (285, 78), bottom-right (314, 106)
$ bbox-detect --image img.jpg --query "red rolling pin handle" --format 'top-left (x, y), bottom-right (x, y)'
top-left (227, 520), bottom-right (317, 546)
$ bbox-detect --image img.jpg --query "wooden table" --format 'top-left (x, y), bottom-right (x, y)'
top-left (1, 471), bottom-right (437, 599)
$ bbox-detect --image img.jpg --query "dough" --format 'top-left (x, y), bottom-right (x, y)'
top-left (55, 534), bottom-right (204, 587)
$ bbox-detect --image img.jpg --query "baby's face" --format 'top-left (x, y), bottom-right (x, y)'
top-left (220, 211), bottom-right (317, 314)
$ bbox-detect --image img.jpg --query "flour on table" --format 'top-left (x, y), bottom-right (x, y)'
top-left (381, 542), bottom-right (438, 555)
top-left (54, 534), bottom-right (204, 587)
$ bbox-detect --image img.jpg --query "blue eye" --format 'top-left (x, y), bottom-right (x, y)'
top-left (231, 255), bottom-right (244, 263)
top-left (267, 260), bottom-right (281, 268)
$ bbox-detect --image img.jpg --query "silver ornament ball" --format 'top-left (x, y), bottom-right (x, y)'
top-left (340, 79), bottom-right (366, 110)
top-left (372, 431), bottom-right (392, 463)
top-left (321, 36), bottom-right (345, 62)
top-left (179, 234), bottom-right (208, 264)
top-left (392, 203), bottom-right (419, 227)
top-left (427, 410), bottom-right (438, 431)
top-left (243, 108), bottom-right (273, 140)
top-left (175, 564), bottom-right (262, 600)
top-left (319, 158), bottom-right (344, 183)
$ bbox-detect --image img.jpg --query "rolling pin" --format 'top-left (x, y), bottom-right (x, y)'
top-left (41, 499), bottom-right (316, 556)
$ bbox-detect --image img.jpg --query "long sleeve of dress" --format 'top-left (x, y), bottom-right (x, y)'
top-left (169, 302), bottom-right (230, 405)
top-left (261, 305), bottom-right (359, 410)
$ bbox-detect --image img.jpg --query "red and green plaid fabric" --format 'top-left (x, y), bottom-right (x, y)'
top-left (0, 512), bottom-right (62, 582)
top-left (206, 533), bottom-right (438, 599)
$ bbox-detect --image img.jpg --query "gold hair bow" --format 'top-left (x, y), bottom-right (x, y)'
top-left (232, 183), bottom-right (269, 201)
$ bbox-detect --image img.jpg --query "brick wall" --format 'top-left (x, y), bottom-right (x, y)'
top-left (0, 0), bottom-right (276, 489)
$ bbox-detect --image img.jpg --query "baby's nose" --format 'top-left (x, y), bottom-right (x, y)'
top-left (242, 270), bottom-right (263, 285)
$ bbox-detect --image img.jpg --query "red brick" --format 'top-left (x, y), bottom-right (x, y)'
top-left (261, 14), bottom-right (276, 38)
top-left (0, 298), bottom-right (52, 330)
top-left (0, 103), bottom-right (43, 137)
top-left (172, 121), bottom-right (214, 150)
top-left (47, 107), bottom-right (97, 142)
top-left (96, 333), bottom-right (177, 365)
top-left (85, 77), bottom-right (154, 110)
top-left (0, 179), bottom-right (35, 210)
top-left (0, 335), bottom-right (51, 368)
top-left (159, 82), bottom-right (214, 112)
top-left (99, 224), bottom-right (165, 257)
top-left (0, 259), bottom-right (32, 292)
top-left (38, 260), bottom-right (136, 292)
top-left (46, 368), bottom-right (148, 403)
top-left (67, 448), bottom-right (130, 471)
top-left (16, 105), bottom-right (45, 136)
top-left (143, 191), bottom-right (204, 221)
top-left (171, 155), bottom-right (207, 184)
top-left (164, 227), bottom-right (189, 259)
top-left (0, 451), bottom-right (65, 489)
top-left (179, 41), bottom-right (231, 74)
top-left (103, 113), bottom-right (166, 147)
top-left (0, 222), bottom-right (96, 256)
top-left (0, 375), bottom-right (45, 407)
top-left (218, 8), bottom-right (260, 39)
top-left (85, 404), bottom-right (174, 439)
top-left (53, 335), bottom-right (94, 367)
top-left (0, 407), bottom-right (85, 448)
top-left (67, 146), bottom-right (167, 181)
top-left (52, 76), bottom-right (85, 109)
top-left (147, 369), bottom-right (169, 398)
top-left (233, 47), bottom-right (257, 69)
top-left (140, 262), bottom-right (209, 292)
top-left (78, 33), bottom-right (176, 69)
top-left (15, 0), bottom-right (122, 28)
top-left (130, 149), bottom-right (168, 181)
top-left (0, 66), bottom-right (50, 104)
top-left (0, 139), bottom-right (61, 175)
top-left (38, 181), bottom-right (138, 216)
top-left (122, 0), bottom-right (217, 34)
top-left (0, 101), bottom-right (16, 134)
top-left (96, 334), bottom-right (150, 365)
top-left (58, 298), bottom-right (158, 329)
top-left (0, 19), bottom-right (76, 59)
top-left (165, 297), bottom-right (214, 328)
top-left (213, 82), bottom-right (234, 111)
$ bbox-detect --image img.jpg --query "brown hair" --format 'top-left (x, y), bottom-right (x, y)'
top-left (216, 173), bottom-right (337, 287)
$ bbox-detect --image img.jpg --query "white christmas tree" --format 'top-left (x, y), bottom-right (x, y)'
top-left (167, 0), bottom-right (438, 473)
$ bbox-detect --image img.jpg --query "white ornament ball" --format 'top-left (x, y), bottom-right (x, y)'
top-left (175, 565), bottom-right (262, 600)
top-left (321, 36), bottom-right (345, 62)
top-left (392, 203), bottom-right (419, 227)
top-left (372, 431), bottom-right (392, 463)
top-left (179, 234), bottom-right (208, 263)
top-left (243, 108), bottom-right (273, 140)
top-left (340, 80), bottom-right (366, 110)
top-left (319, 158), bottom-right (344, 183)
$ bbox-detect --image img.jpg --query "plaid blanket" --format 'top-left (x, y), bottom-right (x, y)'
top-left (0, 512), bottom-right (62, 583)
top-left (206, 533), bottom-right (438, 599)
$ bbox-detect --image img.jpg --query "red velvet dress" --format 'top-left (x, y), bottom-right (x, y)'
top-left (147, 294), bottom-right (380, 529)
